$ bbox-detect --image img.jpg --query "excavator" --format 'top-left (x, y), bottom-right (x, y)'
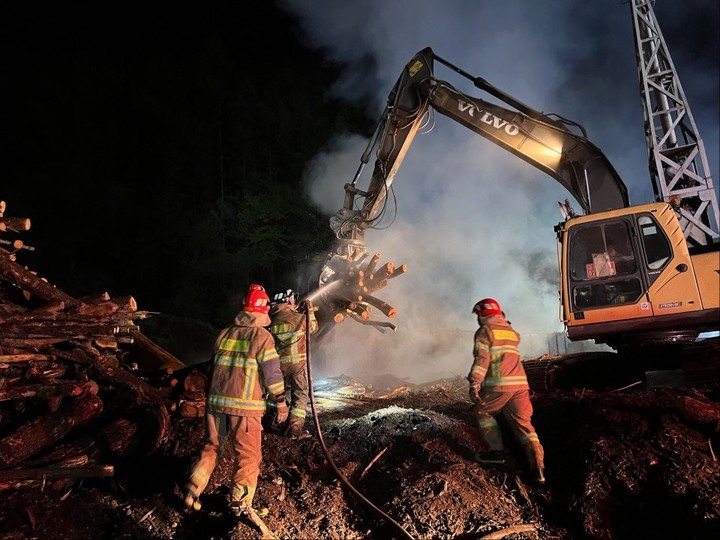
top-left (310, 0), bottom-right (719, 355)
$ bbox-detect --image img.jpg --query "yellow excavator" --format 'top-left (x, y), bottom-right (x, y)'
top-left (313, 0), bottom-right (719, 353)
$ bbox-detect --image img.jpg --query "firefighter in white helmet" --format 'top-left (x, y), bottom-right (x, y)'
top-left (468, 298), bottom-right (545, 484)
top-left (268, 287), bottom-right (318, 439)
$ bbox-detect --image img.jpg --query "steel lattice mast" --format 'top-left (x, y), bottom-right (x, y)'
top-left (630, 0), bottom-right (719, 246)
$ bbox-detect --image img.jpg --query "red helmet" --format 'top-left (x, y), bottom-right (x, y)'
top-left (243, 284), bottom-right (270, 314)
top-left (472, 298), bottom-right (502, 317)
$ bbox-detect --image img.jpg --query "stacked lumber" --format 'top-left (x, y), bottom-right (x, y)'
top-left (0, 200), bottom-right (187, 490)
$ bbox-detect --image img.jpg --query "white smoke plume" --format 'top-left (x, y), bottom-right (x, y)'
top-left (282, 0), bottom-right (719, 383)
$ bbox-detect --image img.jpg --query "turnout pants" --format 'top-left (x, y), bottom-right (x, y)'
top-left (473, 389), bottom-right (544, 471)
top-left (281, 361), bottom-right (309, 430)
top-left (186, 412), bottom-right (263, 507)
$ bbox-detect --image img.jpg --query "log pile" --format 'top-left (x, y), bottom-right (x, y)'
top-left (314, 250), bottom-right (407, 337)
top-left (0, 200), bottom-right (190, 490)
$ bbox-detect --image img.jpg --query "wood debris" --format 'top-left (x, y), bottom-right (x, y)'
top-left (0, 200), bottom-right (193, 487)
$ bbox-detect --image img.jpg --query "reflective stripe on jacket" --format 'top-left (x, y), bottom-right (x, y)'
top-left (269, 303), bottom-right (318, 365)
top-left (468, 314), bottom-right (528, 392)
top-left (207, 310), bottom-right (285, 416)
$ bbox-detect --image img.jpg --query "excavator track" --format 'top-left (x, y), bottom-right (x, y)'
top-left (524, 337), bottom-right (720, 392)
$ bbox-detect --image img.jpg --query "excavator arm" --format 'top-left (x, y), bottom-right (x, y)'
top-left (331, 47), bottom-right (628, 250)
top-left (314, 47), bottom-right (629, 334)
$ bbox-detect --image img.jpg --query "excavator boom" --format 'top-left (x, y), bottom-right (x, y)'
top-left (331, 47), bottom-right (629, 252)
top-left (424, 79), bottom-right (629, 213)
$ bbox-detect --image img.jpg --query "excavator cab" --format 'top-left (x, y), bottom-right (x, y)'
top-left (558, 202), bottom-right (719, 348)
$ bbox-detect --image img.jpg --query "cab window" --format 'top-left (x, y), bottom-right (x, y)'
top-left (638, 215), bottom-right (671, 270)
top-left (569, 222), bottom-right (637, 281)
top-left (568, 221), bottom-right (642, 310)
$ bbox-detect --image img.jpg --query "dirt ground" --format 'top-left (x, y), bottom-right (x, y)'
top-left (1, 355), bottom-right (719, 540)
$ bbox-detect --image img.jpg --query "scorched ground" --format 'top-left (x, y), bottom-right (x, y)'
top-left (0, 361), bottom-right (718, 540)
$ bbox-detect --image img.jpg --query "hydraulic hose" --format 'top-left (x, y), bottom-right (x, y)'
top-left (302, 301), bottom-right (414, 540)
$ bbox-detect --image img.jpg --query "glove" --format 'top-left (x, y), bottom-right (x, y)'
top-left (275, 401), bottom-right (289, 424)
top-left (468, 384), bottom-right (481, 403)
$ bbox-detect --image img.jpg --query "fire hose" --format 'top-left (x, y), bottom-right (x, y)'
top-left (301, 300), bottom-right (414, 540)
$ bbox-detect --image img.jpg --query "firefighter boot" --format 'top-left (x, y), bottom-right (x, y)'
top-left (183, 486), bottom-right (202, 511)
top-left (474, 450), bottom-right (506, 465)
top-left (521, 441), bottom-right (545, 484)
top-left (231, 501), bottom-right (269, 518)
top-left (527, 467), bottom-right (546, 485)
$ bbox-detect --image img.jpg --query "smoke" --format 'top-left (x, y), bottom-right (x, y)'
top-left (280, 0), bottom-right (719, 383)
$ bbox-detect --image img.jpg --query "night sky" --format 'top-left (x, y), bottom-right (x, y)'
top-left (2, 3), bottom-right (347, 297)
top-left (1, 1), bottom-right (718, 379)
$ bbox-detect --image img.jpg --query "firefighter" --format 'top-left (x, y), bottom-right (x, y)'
top-left (184, 284), bottom-right (288, 517)
top-left (268, 287), bottom-right (319, 439)
top-left (468, 298), bottom-right (545, 484)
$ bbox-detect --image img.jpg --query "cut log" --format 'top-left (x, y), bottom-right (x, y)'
top-left (344, 311), bottom-right (397, 331)
top-left (678, 395), bottom-right (720, 425)
top-left (350, 304), bottom-right (370, 320)
top-left (389, 264), bottom-right (408, 279)
top-left (0, 239), bottom-right (25, 251)
top-left (143, 403), bottom-right (171, 453)
top-left (28, 301), bottom-right (66, 316)
top-left (0, 252), bottom-right (79, 307)
top-left (0, 464), bottom-right (113, 482)
top-left (26, 415), bottom-right (142, 467)
top-left (0, 382), bottom-right (83, 402)
top-left (0, 354), bottom-right (54, 363)
top-left (0, 478), bottom-right (72, 491)
top-left (79, 292), bottom-right (111, 304)
top-left (46, 346), bottom-right (98, 365)
top-left (74, 296), bottom-right (137, 316)
top-left (364, 277), bottom-right (388, 293)
top-left (98, 418), bottom-right (140, 454)
top-left (363, 294), bottom-right (398, 318)
top-left (363, 252), bottom-right (382, 275)
top-left (0, 296), bottom-right (26, 315)
top-left (366, 262), bottom-right (394, 288)
top-left (0, 217), bottom-right (31, 232)
top-left (0, 324), bottom-right (135, 339)
top-left (183, 370), bottom-right (208, 393)
top-left (0, 310), bottom-right (147, 326)
top-left (0, 389), bottom-right (104, 468)
top-left (0, 337), bottom-right (68, 348)
top-left (90, 355), bottom-right (167, 406)
top-left (0, 362), bottom-right (66, 379)
top-left (85, 406), bottom-right (170, 456)
top-left (128, 331), bottom-right (186, 371)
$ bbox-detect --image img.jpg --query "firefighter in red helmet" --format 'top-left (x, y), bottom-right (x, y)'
top-left (468, 298), bottom-right (545, 484)
top-left (184, 284), bottom-right (288, 517)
